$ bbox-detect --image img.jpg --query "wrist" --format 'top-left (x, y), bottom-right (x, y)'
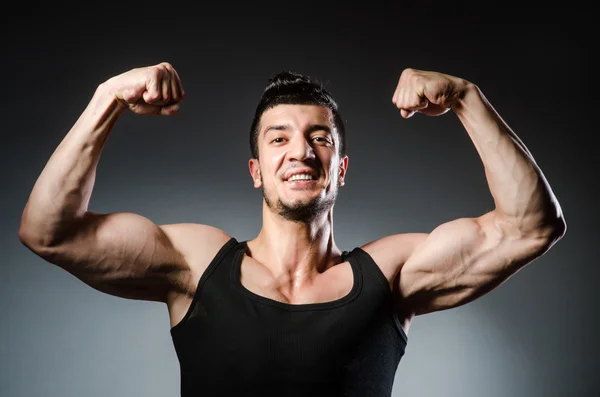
top-left (451, 82), bottom-right (482, 116)
top-left (95, 79), bottom-right (128, 112)
top-left (71, 82), bottom-right (127, 131)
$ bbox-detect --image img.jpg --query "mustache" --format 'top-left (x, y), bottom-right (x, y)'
top-left (280, 162), bottom-right (321, 178)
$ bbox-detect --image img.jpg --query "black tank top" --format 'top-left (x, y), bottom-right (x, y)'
top-left (170, 237), bottom-right (408, 397)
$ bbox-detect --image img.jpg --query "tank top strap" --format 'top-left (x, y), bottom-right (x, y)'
top-left (202, 236), bottom-right (241, 277)
top-left (170, 237), bottom-right (240, 334)
top-left (345, 246), bottom-right (408, 343)
top-left (344, 246), bottom-right (393, 294)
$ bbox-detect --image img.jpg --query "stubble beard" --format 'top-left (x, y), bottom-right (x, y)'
top-left (262, 179), bottom-right (338, 223)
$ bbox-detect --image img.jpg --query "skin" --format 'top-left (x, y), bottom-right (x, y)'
top-left (246, 104), bottom-right (348, 291)
top-left (18, 63), bottom-right (566, 338)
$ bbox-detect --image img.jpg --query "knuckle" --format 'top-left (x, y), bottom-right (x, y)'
top-left (148, 67), bottom-right (160, 80)
top-left (403, 68), bottom-right (416, 78)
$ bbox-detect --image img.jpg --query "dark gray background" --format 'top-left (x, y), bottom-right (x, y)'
top-left (2, 6), bottom-right (596, 397)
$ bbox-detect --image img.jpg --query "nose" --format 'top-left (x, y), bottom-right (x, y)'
top-left (287, 134), bottom-right (315, 162)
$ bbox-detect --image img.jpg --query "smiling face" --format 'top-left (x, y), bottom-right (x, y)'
top-left (249, 104), bottom-right (348, 222)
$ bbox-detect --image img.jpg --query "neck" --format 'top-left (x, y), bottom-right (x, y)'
top-left (248, 201), bottom-right (343, 285)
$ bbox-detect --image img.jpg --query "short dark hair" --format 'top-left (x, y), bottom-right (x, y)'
top-left (249, 71), bottom-right (346, 159)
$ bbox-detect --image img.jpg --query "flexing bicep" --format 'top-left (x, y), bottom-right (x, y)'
top-left (29, 211), bottom-right (190, 302)
top-left (399, 211), bottom-right (555, 315)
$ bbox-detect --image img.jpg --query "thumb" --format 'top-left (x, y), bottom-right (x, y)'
top-left (401, 109), bottom-right (415, 119)
top-left (119, 86), bottom-right (145, 103)
top-left (127, 102), bottom-right (164, 116)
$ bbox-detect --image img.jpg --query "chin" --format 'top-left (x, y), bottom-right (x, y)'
top-left (282, 192), bottom-right (322, 205)
top-left (277, 194), bottom-right (337, 222)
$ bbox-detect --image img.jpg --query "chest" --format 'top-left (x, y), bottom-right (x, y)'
top-left (169, 244), bottom-right (408, 395)
top-left (172, 296), bottom-right (405, 396)
top-left (238, 255), bottom-right (360, 306)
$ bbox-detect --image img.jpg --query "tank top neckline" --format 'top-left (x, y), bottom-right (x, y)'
top-left (230, 240), bottom-right (363, 311)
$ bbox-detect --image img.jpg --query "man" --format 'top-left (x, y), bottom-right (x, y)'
top-left (18, 62), bottom-right (566, 396)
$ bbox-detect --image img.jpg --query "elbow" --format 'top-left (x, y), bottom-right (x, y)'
top-left (18, 224), bottom-right (42, 254)
top-left (18, 223), bottom-right (47, 253)
top-left (18, 222), bottom-right (34, 245)
top-left (19, 210), bottom-right (81, 251)
top-left (18, 225), bottom-right (62, 263)
top-left (527, 200), bottom-right (567, 245)
top-left (544, 199), bottom-right (567, 242)
top-left (532, 213), bottom-right (567, 251)
top-left (546, 195), bottom-right (567, 241)
top-left (18, 222), bottom-right (61, 255)
top-left (500, 208), bottom-right (567, 252)
top-left (551, 214), bottom-right (567, 242)
top-left (18, 205), bottom-right (47, 251)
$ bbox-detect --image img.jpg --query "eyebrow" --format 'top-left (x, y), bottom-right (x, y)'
top-left (263, 124), bottom-right (332, 137)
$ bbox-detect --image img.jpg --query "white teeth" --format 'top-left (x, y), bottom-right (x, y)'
top-left (288, 174), bottom-right (315, 181)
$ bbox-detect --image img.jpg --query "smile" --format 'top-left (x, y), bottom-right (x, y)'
top-left (285, 179), bottom-right (317, 186)
top-left (287, 173), bottom-right (316, 182)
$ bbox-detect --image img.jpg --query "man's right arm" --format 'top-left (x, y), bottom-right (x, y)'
top-left (18, 63), bottom-right (208, 303)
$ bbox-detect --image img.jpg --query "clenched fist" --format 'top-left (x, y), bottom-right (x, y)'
top-left (392, 68), bottom-right (472, 119)
top-left (102, 62), bottom-right (185, 116)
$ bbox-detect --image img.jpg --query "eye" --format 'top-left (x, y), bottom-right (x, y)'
top-left (272, 137), bottom-right (285, 143)
top-left (313, 137), bottom-right (333, 146)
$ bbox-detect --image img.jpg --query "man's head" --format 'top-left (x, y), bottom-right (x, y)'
top-left (248, 71), bottom-right (348, 223)
top-left (249, 71), bottom-right (346, 160)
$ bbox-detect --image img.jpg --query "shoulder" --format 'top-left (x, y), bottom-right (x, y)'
top-left (359, 233), bottom-right (429, 282)
top-left (160, 223), bottom-right (233, 327)
top-left (359, 233), bottom-right (429, 335)
top-left (159, 223), bottom-right (232, 246)
top-left (159, 223), bottom-right (233, 273)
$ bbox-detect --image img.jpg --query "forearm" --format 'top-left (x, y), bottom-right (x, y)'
top-left (19, 84), bottom-right (126, 247)
top-left (453, 84), bottom-right (565, 236)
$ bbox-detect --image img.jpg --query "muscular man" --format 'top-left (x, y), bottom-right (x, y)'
top-left (18, 62), bottom-right (566, 396)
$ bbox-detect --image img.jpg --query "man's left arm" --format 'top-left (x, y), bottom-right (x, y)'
top-left (364, 68), bottom-right (566, 317)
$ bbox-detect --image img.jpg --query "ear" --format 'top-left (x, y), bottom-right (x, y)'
top-left (248, 158), bottom-right (262, 188)
top-left (338, 155), bottom-right (349, 186)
